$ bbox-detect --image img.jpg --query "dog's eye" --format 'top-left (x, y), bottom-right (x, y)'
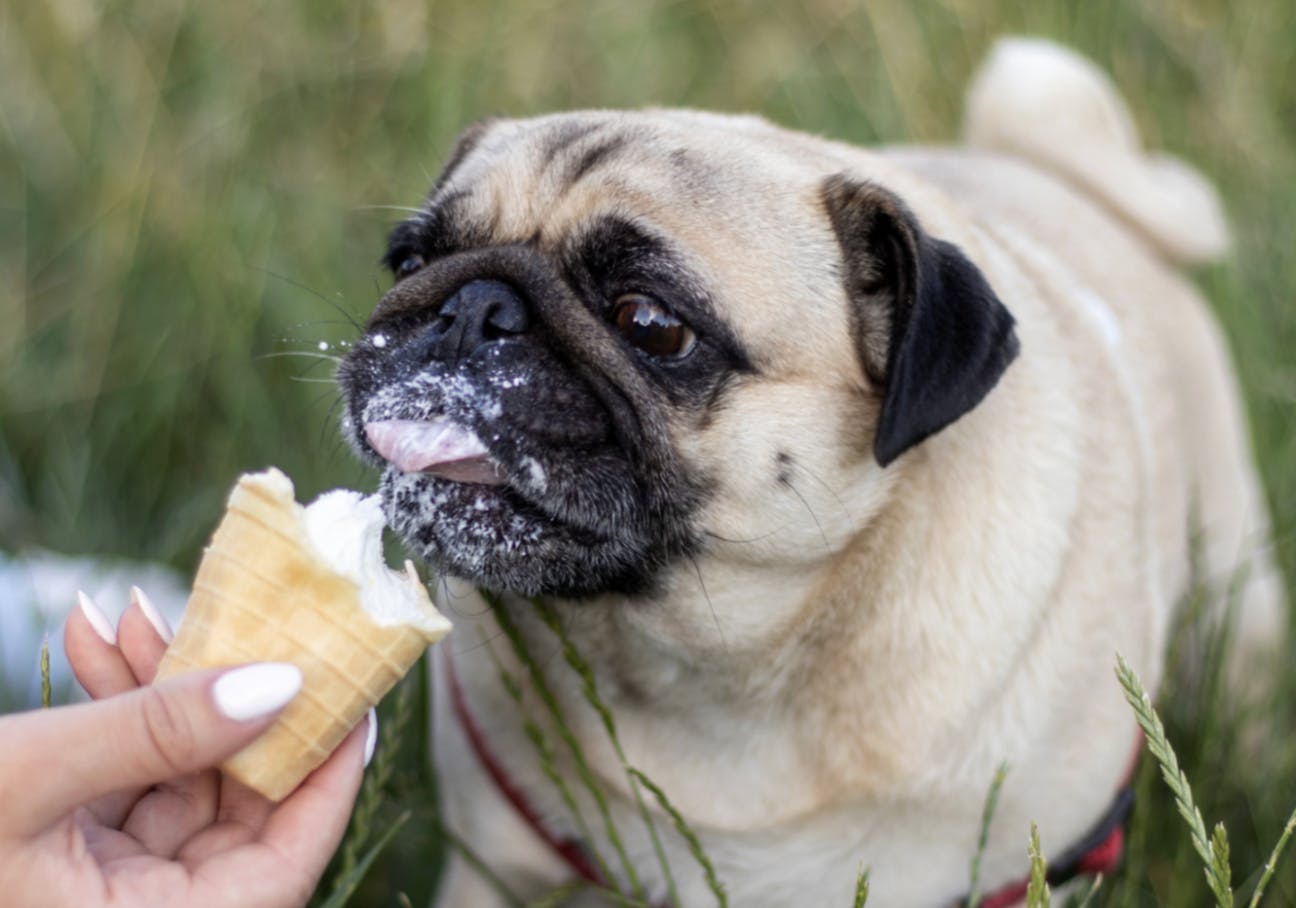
top-left (612, 294), bottom-right (697, 359)
top-left (394, 253), bottom-right (426, 281)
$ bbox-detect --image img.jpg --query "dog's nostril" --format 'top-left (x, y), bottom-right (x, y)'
top-left (469, 281), bottom-right (529, 337)
top-left (420, 279), bottom-right (530, 363)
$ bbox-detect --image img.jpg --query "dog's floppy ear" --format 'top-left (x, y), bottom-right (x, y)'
top-left (821, 175), bottom-right (1020, 467)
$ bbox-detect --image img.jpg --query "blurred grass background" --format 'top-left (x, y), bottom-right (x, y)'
top-left (2, 0), bottom-right (1293, 905)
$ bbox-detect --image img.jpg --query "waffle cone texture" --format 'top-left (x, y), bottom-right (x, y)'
top-left (155, 469), bottom-right (451, 800)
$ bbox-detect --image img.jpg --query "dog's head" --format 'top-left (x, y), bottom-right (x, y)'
top-left (338, 111), bottom-right (1018, 599)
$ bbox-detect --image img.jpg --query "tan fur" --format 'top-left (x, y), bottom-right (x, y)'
top-left (424, 43), bottom-right (1282, 907)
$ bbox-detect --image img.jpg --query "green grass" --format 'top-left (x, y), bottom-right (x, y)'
top-left (3, 0), bottom-right (1295, 905)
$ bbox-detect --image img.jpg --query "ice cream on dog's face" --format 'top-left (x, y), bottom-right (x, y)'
top-left (155, 467), bottom-right (451, 801)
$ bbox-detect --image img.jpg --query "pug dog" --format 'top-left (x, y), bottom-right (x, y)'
top-left (337, 38), bottom-right (1283, 907)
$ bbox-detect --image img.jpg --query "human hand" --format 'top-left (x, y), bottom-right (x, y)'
top-left (0, 590), bottom-right (371, 908)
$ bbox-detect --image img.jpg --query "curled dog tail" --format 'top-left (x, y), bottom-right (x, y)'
top-left (963, 37), bottom-right (1229, 264)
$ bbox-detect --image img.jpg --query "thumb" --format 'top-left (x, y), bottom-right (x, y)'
top-left (0, 663), bottom-right (301, 837)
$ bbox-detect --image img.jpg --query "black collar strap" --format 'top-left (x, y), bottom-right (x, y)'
top-left (970, 774), bottom-right (1136, 908)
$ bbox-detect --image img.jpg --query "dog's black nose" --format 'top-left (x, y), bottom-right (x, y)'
top-left (414, 279), bottom-right (530, 363)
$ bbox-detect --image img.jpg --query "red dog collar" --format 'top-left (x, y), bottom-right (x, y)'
top-left (976, 783), bottom-right (1133, 908)
top-left (445, 649), bottom-right (1136, 906)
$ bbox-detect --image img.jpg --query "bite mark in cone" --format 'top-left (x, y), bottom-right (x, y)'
top-left (155, 468), bottom-right (451, 801)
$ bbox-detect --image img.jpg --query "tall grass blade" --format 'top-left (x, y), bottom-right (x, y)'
top-left (1026, 822), bottom-right (1051, 908)
top-left (482, 632), bottom-right (617, 887)
top-left (334, 670), bottom-right (417, 883)
top-left (524, 881), bottom-right (655, 908)
top-left (852, 867), bottom-right (870, 907)
top-left (315, 810), bottom-right (411, 908)
top-left (1116, 653), bottom-right (1233, 907)
top-left (483, 591), bottom-right (646, 900)
top-left (439, 827), bottom-right (526, 908)
top-left (40, 637), bottom-right (51, 708)
top-left (536, 599), bottom-right (683, 907)
top-left (1065, 874), bottom-right (1103, 908)
top-left (1213, 823), bottom-right (1234, 907)
top-left (525, 881), bottom-right (587, 908)
top-left (1248, 803), bottom-right (1296, 908)
top-left (966, 763), bottom-right (1009, 908)
top-left (629, 768), bottom-right (728, 907)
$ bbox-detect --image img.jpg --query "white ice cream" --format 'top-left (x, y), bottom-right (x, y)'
top-left (300, 487), bottom-right (448, 632)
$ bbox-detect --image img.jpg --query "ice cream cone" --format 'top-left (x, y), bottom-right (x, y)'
top-left (155, 468), bottom-right (451, 800)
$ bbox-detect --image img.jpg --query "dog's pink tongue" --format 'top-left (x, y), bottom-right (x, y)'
top-left (364, 418), bottom-right (507, 486)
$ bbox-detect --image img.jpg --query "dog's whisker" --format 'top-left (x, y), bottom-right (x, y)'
top-left (779, 475), bottom-right (833, 552)
top-left (686, 552), bottom-right (728, 654)
top-left (444, 589), bottom-right (496, 619)
top-left (324, 442), bottom-right (348, 471)
top-left (538, 636), bottom-right (568, 675)
top-left (354, 203), bottom-right (432, 217)
top-left (254, 266), bottom-right (363, 331)
top-left (439, 575), bottom-right (464, 605)
top-left (299, 357), bottom-right (344, 379)
top-left (325, 437), bottom-right (352, 469)
top-left (258, 350), bottom-right (346, 364)
top-left (703, 526), bottom-right (790, 545)
top-left (283, 318), bottom-right (362, 330)
top-left (789, 462), bottom-right (851, 519)
top-left (307, 386), bottom-right (341, 408)
top-left (313, 393), bottom-right (347, 462)
top-left (454, 627), bottom-right (510, 657)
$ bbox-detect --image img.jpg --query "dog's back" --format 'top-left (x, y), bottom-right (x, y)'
top-left (904, 37), bottom-right (1284, 681)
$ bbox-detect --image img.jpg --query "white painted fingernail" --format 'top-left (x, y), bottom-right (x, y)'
top-left (212, 663), bottom-right (302, 721)
top-left (363, 708), bottom-right (379, 767)
top-left (130, 586), bottom-right (174, 643)
top-left (77, 591), bottom-right (117, 645)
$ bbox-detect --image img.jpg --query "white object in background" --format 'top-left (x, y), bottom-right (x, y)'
top-left (0, 549), bottom-right (189, 709)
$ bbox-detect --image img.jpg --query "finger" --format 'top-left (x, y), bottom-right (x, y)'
top-left (66, 595), bottom-right (157, 826)
top-left (118, 588), bottom-right (173, 685)
top-left (69, 591), bottom-right (183, 826)
top-left (0, 662), bottom-right (302, 837)
top-left (119, 769), bottom-right (221, 858)
top-left (205, 703), bottom-right (375, 852)
top-left (208, 695), bottom-right (358, 837)
top-left (109, 588), bottom-right (198, 835)
top-left (258, 711), bottom-right (369, 881)
top-left (186, 843), bottom-right (318, 908)
top-left (73, 806), bottom-right (151, 865)
top-left (214, 776), bottom-right (276, 841)
top-left (180, 710), bottom-right (373, 864)
top-left (65, 592), bottom-right (137, 699)
top-left (130, 773), bottom-right (268, 864)
top-left (117, 590), bottom-right (213, 842)
top-left (172, 719), bottom-right (370, 908)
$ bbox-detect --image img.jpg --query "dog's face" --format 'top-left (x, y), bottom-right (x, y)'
top-left (338, 111), bottom-right (1018, 601)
